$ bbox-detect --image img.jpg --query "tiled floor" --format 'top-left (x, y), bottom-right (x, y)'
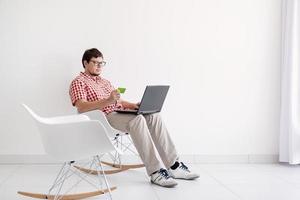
top-left (0, 163), bottom-right (300, 200)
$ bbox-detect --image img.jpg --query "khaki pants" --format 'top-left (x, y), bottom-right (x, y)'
top-left (106, 112), bottom-right (179, 175)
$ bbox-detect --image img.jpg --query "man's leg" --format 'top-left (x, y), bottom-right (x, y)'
top-left (144, 113), bottom-right (200, 180)
top-left (106, 112), bottom-right (163, 175)
top-left (143, 113), bottom-right (179, 168)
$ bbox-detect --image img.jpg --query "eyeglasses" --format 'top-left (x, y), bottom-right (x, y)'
top-left (90, 60), bottom-right (106, 67)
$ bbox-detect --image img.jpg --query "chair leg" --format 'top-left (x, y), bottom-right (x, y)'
top-left (18, 189), bottom-right (117, 200)
top-left (101, 161), bottom-right (145, 169)
top-left (73, 164), bottom-right (129, 175)
top-left (48, 162), bottom-right (67, 195)
top-left (106, 133), bottom-right (145, 170)
top-left (18, 159), bottom-right (117, 200)
top-left (95, 155), bottom-right (113, 200)
top-left (75, 134), bottom-right (145, 176)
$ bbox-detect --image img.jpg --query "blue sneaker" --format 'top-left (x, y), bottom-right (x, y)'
top-left (151, 168), bottom-right (178, 187)
top-left (168, 162), bottom-right (200, 180)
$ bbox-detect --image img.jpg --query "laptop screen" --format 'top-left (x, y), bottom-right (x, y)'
top-left (138, 85), bottom-right (170, 114)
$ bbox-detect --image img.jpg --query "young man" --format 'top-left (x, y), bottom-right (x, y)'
top-left (69, 48), bottom-right (199, 187)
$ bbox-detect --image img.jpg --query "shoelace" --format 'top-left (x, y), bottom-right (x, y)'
top-left (159, 168), bottom-right (170, 179)
top-left (179, 162), bottom-right (190, 172)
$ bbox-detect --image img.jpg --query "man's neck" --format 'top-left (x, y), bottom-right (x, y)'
top-left (84, 71), bottom-right (99, 77)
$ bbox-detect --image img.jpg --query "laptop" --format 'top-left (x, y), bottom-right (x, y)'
top-left (116, 85), bottom-right (170, 115)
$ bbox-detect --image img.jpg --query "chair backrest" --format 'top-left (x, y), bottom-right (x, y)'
top-left (22, 104), bottom-right (119, 161)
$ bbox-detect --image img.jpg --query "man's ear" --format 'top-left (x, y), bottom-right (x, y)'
top-left (83, 60), bottom-right (88, 68)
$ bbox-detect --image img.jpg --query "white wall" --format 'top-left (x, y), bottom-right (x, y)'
top-left (0, 0), bottom-right (281, 157)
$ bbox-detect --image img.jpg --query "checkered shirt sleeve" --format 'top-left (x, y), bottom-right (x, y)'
top-left (69, 79), bottom-right (87, 106)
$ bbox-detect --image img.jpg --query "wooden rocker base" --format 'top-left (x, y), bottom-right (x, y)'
top-left (101, 161), bottom-right (145, 169)
top-left (18, 187), bottom-right (116, 200)
top-left (73, 165), bottom-right (128, 175)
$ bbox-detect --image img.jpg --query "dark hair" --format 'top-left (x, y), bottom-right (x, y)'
top-left (82, 48), bottom-right (103, 68)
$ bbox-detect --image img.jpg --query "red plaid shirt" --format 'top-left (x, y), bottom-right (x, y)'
top-left (69, 72), bottom-right (123, 115)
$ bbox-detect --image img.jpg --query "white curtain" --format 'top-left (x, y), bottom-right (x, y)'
top-left (280, 0), bottom-right (300, 164)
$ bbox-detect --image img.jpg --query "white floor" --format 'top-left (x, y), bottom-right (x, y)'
top-left (1, 163), bottom-right (300, 200)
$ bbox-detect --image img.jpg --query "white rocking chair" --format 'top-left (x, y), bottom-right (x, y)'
top-left (18, 104), bottom-right (122, 200)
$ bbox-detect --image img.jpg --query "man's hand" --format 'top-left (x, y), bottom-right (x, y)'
top-left (121, 101), bottom-right (140, 110)
top-left (129, 102), bottom-right (139, 110)
top-left (107, 89), bottom-right (120, 104)
top-left (131, 102), bottom-right (140, 110)
top-left (127, 103), bottom-right (140, 110)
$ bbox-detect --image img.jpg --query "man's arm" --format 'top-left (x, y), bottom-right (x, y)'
top-left (75, 99), bottom-right (112, 113)
top-left (75, 89), bottom-right (120, 113)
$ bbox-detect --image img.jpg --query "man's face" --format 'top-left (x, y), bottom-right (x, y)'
top-left (84, 57), bottom-right (105, 76)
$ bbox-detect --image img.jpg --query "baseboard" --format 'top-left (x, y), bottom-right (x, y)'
top-left (194, 154), bottom-right (279, 164)
top-left (0, 154), bottom-right (60, 164)
top-left (0, 154), bottom-right (279, 164)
